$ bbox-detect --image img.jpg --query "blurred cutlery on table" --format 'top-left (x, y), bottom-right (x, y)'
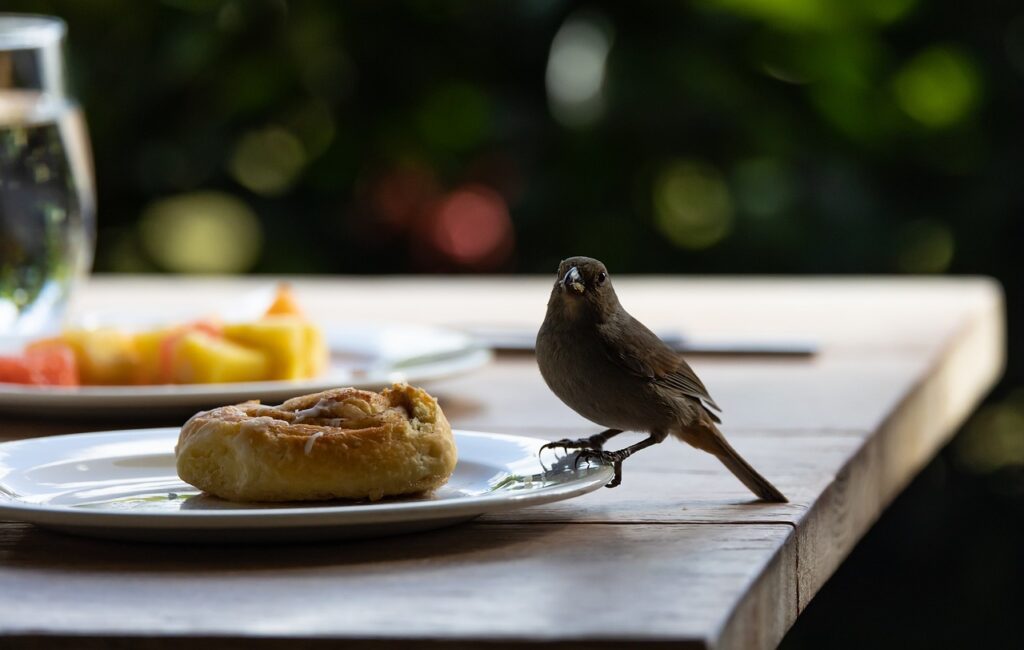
top-left (458, 325), bottom-right (818, 357)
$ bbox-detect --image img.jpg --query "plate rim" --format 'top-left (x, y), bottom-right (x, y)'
top-left (0, 428), bottom-right (613, 530)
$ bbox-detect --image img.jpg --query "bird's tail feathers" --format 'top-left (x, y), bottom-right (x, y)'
top-left (682, 423), bottom-right (788, 503)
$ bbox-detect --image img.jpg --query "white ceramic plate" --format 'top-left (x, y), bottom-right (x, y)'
top-left (0, 428), bottom-right (612, 542)
top-left (0, 323), bottom-right (491, 417)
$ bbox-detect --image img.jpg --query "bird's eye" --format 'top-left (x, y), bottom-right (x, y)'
top-left (597, 271), bottom-right (607, 285)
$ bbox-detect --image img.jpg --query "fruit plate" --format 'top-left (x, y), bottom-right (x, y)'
top-left (0, 428), bottom-right (613, 542)
top-left (0, 323), bottom-right (491, 417)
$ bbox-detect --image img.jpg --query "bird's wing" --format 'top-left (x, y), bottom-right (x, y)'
top-left (596, 316), bottom-right (722, 420)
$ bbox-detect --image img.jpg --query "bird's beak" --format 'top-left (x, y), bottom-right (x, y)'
top-left (562, 267), bottom-right (585, 294)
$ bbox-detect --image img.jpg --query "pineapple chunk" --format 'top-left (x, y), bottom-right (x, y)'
top-left (304, 322), bottom-right (328, 378)
top-left (134, 321), bottom-right (222, 384)
top-left (172, 331), bottom-right (269, 384)
top-left (222, 317), bottom-right (326, 380)
top-left (60, 328), bottom-right (139, 385)
top-left (132, 327), bottom-right (176, 384)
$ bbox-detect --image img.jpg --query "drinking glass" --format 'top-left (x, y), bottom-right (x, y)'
top-left (0, 14), bottom-right (95, 335)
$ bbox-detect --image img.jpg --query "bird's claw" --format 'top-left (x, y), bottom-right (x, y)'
top-left (539, 435), bottom-right (607, 472)
top-left (540, 431), bottom-right (611, 457)
top-left (573, 449), bottom-right (624, 488)
top-left (540, 437), bottom-right (604, 454)
top-left (539, 440), bottom-right (578, 473)
top-left (573, 448), bottom-right (622, 466)
top-left (539, 439), bottom-right (573, 456)
top-left (539, 435), bottom-right (625, 485)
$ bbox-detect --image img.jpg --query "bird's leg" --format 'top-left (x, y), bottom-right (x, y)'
top-left (540, 428), bottom-right (623, 454)
top-left (576, 430), bottom-right (667, 488)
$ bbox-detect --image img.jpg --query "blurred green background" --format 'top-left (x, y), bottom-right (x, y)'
top-left (7, 0), bottom-right (1024, 646)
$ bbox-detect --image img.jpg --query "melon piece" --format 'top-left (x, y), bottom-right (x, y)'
top-left (222, 317), bottom-right (326, 380)
top-left (171, 331), bottom-right (270, 384)
top-left (23, 340), bottom-right (80, 386)
top-left (1, 341), bottom-right (80, 386)
top-left (0, 356), bottom-right (32, 384)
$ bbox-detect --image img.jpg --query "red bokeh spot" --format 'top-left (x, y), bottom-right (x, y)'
top-left (426, 185), bottom-right (514, 269)
top-left (369, 162), bottom-right (440, 230)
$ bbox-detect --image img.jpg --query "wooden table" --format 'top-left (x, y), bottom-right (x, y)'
top-left (0, 276), bottom-right (1004, 649)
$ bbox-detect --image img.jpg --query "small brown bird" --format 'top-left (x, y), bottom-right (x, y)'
top-left (536, 256), bottom-right (787, 502)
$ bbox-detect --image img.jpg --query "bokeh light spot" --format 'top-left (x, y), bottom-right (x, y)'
top-left (956, 390), bottom-right (1024, 474)
top-left (860, 0), bottom-right (917, 24)
top-left (229, 127), bottom-right (306, 196)
top-left (416, 83), bottom-right (492, 152)
top-left (287, 11), bottom-right (354, 103)
top-left (369, 162), bottom-right (439, 230)
top-left (426, 185), bottom-right (514, 268)
top-left (216, 1), bottom-right (244, 31)
top-left (893, 46), bottom-right (980, 128)
top-left (653, 161), bottom-right (734, 250)
top-left (704, 0), bottom-right (916, 30)
top-left (286, 101), bottom-right (336, 160)
top-left (546, 11), bottom-right (614, 128)
top-left (702, 0), bottom-right (839, 32)
top-left (895, 219), bottom-right (954, 273)
top-left (139, 191), bottom-right (262, 273)
top-left (732, 157), bottom-right (796, 219)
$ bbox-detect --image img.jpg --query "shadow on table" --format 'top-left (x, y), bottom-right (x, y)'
top-left (0, 519), bottom-right (568, 572)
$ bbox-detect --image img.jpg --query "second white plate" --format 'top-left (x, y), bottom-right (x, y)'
top-left (0, 322), bottom-right (491, 417)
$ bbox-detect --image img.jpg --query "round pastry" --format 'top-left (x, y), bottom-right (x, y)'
top-left (175, 383), bottom-right (457, 502)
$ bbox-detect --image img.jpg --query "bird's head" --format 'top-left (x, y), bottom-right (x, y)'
top-left (550, 256), bottom-right (619, 319)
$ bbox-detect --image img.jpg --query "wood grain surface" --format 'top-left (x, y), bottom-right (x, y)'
top-left (0, 275), bottom-right (1005, 649)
